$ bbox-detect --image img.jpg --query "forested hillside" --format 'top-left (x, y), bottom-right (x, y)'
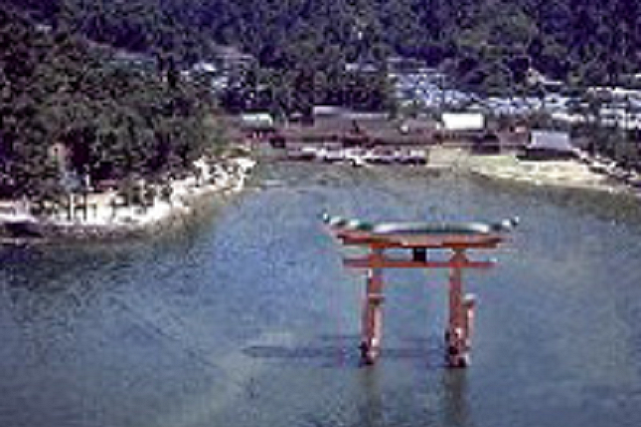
top-left (0, 5), bottom-right (216, 201)
top-left (7, 0), bottom-right (641, 91)
top-left (3, 0), bottom-right (640, 198)
top-left (2, 1), bottom-right (641, 207)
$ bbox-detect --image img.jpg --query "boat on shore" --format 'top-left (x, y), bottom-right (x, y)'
top-left (285, 145), bottom-right (427, 166)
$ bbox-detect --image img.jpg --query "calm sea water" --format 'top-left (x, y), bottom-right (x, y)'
top-left (2, 162), bottom-right (641, 427)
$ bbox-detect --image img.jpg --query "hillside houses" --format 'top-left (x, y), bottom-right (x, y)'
top-left (183, 45), bottom-right (256, 93)
top-left (520, 130), bottom-right (576, 161)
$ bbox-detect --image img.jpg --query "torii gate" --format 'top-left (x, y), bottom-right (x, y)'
top-left (323, 214), bottom-right (518, 367)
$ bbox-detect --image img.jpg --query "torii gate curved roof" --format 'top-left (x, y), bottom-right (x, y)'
top-left (323, 213), bottom-right (518, 249)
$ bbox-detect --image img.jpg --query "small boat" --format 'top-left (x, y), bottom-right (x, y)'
top-left (322, 149), bottom-right (345, 163)
top-left (344, 148), bottom-right (368, 168)
top-left (1, 214), bottom-right (43, 238)
top-left (286, 147), bottom-right (316, 161)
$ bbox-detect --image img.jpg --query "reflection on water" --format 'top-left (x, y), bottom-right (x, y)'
top-left (357, 369), bottom-right (384, 427)
top-left (441, 370), bottom-right (471, 427)
top-left (1, 162), bottom-right (641, 427)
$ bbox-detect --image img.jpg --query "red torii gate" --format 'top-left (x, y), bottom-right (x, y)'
top-left (324, 214), bottom-right (517, 367)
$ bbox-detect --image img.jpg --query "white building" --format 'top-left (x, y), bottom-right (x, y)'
top-left (440, 112), bottom-right (485, 132)
top-left (240, 113), bottom-right (275, 130)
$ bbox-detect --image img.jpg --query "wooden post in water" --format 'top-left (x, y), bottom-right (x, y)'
top-left (360, 248), bottom-right (385, 364)
top-left (464, 294), bottom-right (476, 359)
top-left (446, 249), bottom-right (469, 368)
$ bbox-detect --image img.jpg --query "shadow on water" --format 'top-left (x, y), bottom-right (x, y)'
top-left (441, 370), bottom-right (473, 427)
top-left (356, 366), bottom-right (474, 427)
top-left (356, 368), bottom-right (385, 427)
top-left (243, 335), bottom-right (449, 369)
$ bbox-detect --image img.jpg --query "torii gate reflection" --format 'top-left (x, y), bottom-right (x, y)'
top-left (324, 214), bottom-right (517, 367)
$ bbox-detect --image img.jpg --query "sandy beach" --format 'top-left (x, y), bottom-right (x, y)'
top-left (0, 155), bottom-right (256, 241)
top-left (425, 146), bottom-right (634, 194)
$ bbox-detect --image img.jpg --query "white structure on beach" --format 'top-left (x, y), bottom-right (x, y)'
top-left (440, 112), bottom-right (485, 131)
top-left (240, 113), bottom-right (275, 132)
top-left (521, 130), bottom-right (576, 161)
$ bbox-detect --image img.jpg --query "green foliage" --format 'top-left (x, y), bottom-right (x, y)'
top-left (0, 5), bottom-right (221, 202)
top-left (7, 0), bottom-right (641, 93)
top-left (4, 0), bottom-right (641, 182)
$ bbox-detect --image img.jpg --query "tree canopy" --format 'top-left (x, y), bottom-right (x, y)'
top-left (0, 4), bottom-right (218, 202)
top-left (7, 0), bottom-right (641, 91)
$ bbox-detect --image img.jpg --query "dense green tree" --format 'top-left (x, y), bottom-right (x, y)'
top-left (0, 5), bottom-right (219, 203)
top-left (7, 0), bottom-right (641, 111)
top-left (7, 0), bottom-right (641, 92)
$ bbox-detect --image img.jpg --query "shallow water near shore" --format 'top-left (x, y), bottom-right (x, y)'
top-left (2, 162), bottom-right (641, 427)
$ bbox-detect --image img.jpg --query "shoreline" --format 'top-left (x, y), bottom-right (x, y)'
top-left (3, 145), bottom-right (639, 246)
top-left (277, 144), bottom-right (639, 197)
top-left (0, 155), bottom-right (256, 244)
top-left (423, 146), bottom-right (637, 196)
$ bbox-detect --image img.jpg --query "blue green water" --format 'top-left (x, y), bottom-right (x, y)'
top-left (2, 162), bottom-right (641, 427)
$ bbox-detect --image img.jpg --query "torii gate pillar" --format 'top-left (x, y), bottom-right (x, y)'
top-left (360, 250), bottom-right (385, 364)
top-left (446, 249), bottom-right (477, 367)
top-left (358, 248), bottom-right (480, 367)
